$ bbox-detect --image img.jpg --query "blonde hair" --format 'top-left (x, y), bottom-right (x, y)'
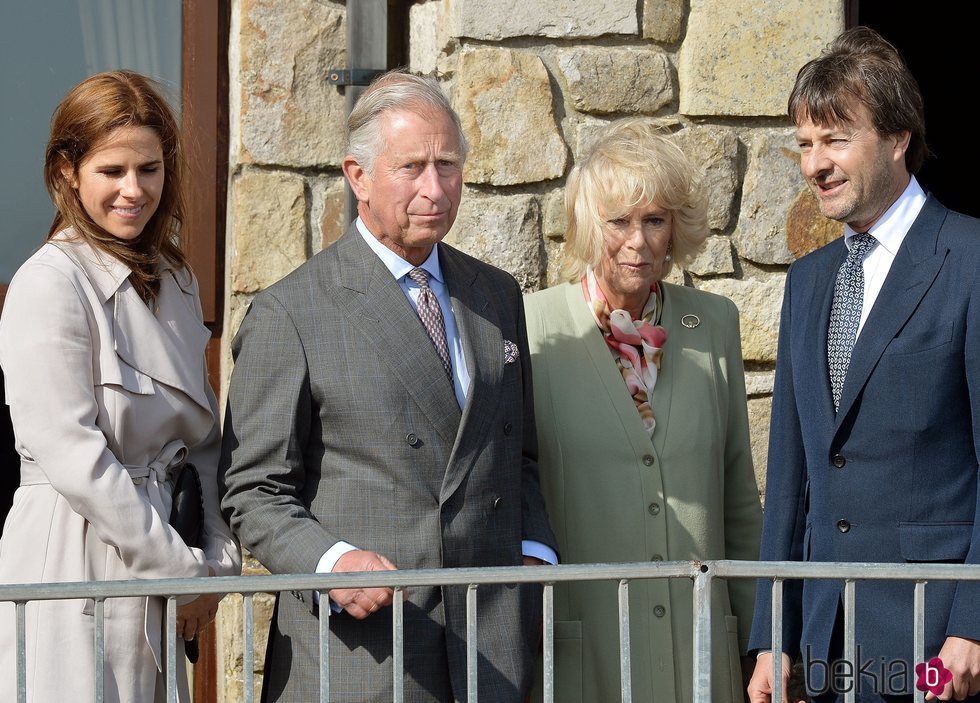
top-left (561, 118), bottom-right (708, 282)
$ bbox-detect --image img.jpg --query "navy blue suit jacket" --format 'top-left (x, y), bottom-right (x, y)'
top-left (749, 195), bottom-right (980, 692)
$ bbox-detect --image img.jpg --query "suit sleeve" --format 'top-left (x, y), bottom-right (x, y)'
top-left (512, 279), bottom-right (559, 555)
top-left (720, 298), bottom-right (764, 653)
top-left (748, 268), bottom-right (808, 658)
top-left (0, 261), bottom-right (209, 580)
top-left (219, 291), bottom-right (339, 575)
top-left (946, 257), bottom-right (980, 640)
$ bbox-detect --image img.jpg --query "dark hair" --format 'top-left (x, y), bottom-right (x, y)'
top-left (44, 70), bottom-right (188, 302)
top-left (788, 26), bottom-right (928, 174)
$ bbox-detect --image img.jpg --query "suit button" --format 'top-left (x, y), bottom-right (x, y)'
top-left (503, 422), bottom-right (513, 435)
top-left (832, 454), bottom-right (846, 468)
top-left (406, 433), bottom-right (419, 447)
top-left (492, 497), bottom-right (502, 510)
top-left (837, 519), bottom-right (851, 533)
top-left (648, 503), bottom-right (661, 516)
top-left (642, 455), bottom-right (655, 466)
top-left (653, 605), bottom-right (666, 617)
top-left (651, 554), bottom-right (663, 562)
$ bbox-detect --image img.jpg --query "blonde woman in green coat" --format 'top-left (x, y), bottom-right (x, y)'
top-left (525, 118), bottom-right (763, 703)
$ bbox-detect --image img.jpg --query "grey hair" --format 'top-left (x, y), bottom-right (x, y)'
top-left (346, 69), bottom-right (470, 175)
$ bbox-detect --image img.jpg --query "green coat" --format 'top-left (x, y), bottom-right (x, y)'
top-left (524, 281), bottom-right (763, 703)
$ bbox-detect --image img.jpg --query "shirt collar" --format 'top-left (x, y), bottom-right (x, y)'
top-left (355, 216), bottom-right (443, 283)
top-left (844, 176), bottom-right (926, 256)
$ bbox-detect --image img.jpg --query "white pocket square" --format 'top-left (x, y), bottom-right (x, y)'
top-left (503, 339), bottom-right (520, 364)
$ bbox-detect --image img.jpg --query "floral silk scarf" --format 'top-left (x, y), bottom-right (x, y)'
top-left (582, 268), bottom-right (666, 436)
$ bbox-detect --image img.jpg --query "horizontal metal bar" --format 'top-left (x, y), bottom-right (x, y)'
top-left (326, 68), bottom-right (385, 86)
top-left (0, 562), bottom-right (704, 602)
top-left (3, 561), bottom-right (978, 605)
top-left (708, 560), bottom-right (980, 581)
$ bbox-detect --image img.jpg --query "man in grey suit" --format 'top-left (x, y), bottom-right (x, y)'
top-left (219, 70), bottom-right (558, 702)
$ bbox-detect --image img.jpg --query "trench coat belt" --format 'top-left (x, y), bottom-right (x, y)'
top-left (17, 440), bottom-right (190, 673)
top-left (19, 439), bottom-right (189, 490)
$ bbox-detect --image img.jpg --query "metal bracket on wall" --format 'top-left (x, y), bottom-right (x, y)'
top-left (327, 68), bottom-right (386, 92)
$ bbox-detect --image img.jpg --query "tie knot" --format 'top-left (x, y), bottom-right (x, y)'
top-left (849, 232), bottom-right (877, 258)
top-left (407, 267), bottom-right (431, 289)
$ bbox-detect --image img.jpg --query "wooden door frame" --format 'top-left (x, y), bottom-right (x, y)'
top-left (183, 1), bottom-right (229, 699)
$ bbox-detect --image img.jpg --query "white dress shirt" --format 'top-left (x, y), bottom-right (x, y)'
top-left (846, 177), bottom-right (926, 338)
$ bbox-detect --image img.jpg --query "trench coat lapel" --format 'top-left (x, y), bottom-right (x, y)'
top-left (54, 236), bottom-right (212, 412)
top-left (334, 227), bottom-right (461, 446)
top-left (835, 198), bottom-right (948, 427)
top-left (438, 246), bottom-right (502, 502)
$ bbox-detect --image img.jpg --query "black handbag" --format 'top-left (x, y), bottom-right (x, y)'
top-left (169, 462), bottom-right (205, 663)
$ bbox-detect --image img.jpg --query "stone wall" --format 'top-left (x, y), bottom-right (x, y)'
top-left (214, 0), bottom-right (845, 698)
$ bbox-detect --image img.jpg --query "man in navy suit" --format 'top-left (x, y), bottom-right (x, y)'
top-left (747, 26), bottom-right (980, 703)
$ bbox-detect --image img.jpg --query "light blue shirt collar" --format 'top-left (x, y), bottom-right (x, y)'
top-left (355, 217), bottom-right (443, 284)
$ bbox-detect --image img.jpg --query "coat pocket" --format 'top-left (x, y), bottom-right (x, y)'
top-left (899, 521), bottom-right (972, 562)
top-left (725, 615), bottom-right (742, 700)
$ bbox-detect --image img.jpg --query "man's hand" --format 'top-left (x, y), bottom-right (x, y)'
top-left (328, 550), bottom-right (398, 620)
top-left (748, 651), bottom-right (801, 703)
top-left (925, 636), bottom-right (980, 701)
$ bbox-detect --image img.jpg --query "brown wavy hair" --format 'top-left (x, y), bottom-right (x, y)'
top-left (788, 26), bottom-right (928, 175)
top-left (44, 70), bottom-right (187, 302)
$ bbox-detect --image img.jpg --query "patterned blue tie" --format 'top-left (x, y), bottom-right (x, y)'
top-left (827, 232), bottom-right (877, 411)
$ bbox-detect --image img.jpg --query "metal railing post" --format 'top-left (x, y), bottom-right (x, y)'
top-left (692, 564), bottom-right (713, 703)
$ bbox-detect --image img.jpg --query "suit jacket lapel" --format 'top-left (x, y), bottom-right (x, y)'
top-left (806, 242), bottom-right (846, 420)
top-left (439, 245), bottom-right (502, 502)
top-left (563, 283), bottom-right (658, 460)
top-left (835, 197), bottom-right (948, 425)
top-left (333, 227), bottom-right (461, 445)
top-left (648, 284), bottom-right (676, 457)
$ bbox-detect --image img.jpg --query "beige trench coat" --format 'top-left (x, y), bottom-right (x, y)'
top-left (0, 232), bottom-right (241, 703)
top-left (524, 281), bottom-right (763, 703)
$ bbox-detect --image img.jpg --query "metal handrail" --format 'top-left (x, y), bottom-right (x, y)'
top-left (3, 560), bottom-right (979, 703)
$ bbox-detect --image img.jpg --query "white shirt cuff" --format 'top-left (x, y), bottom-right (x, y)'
top-left (313, 541), bottom-right (358, 612)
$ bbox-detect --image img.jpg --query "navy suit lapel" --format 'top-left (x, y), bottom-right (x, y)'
top-left (835, 197), bottom-right (949, 426)
top-left (439, 245), bottom-right (503, 502)
top-left (802, 242), bottom-right (845, 421)
top-left (334, 227), bottom-right (461, 445)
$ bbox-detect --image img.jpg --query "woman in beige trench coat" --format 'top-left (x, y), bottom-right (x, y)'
top-left (0, 71), bottom-right (241, 703)
top-left (525, 118), bottom-right (763, 702)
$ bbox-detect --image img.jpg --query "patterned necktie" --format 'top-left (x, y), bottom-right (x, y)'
top-left (827, 232), bottom-right (877, 411)
top-left (407, 267), bottom-right (453, 382)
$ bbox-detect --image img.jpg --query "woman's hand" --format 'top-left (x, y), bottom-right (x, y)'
top-left (176, 567), bottom-right (223, 640)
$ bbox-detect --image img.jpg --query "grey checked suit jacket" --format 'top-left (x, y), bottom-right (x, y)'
top-left (220, 225), bottom-right (557, 703)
